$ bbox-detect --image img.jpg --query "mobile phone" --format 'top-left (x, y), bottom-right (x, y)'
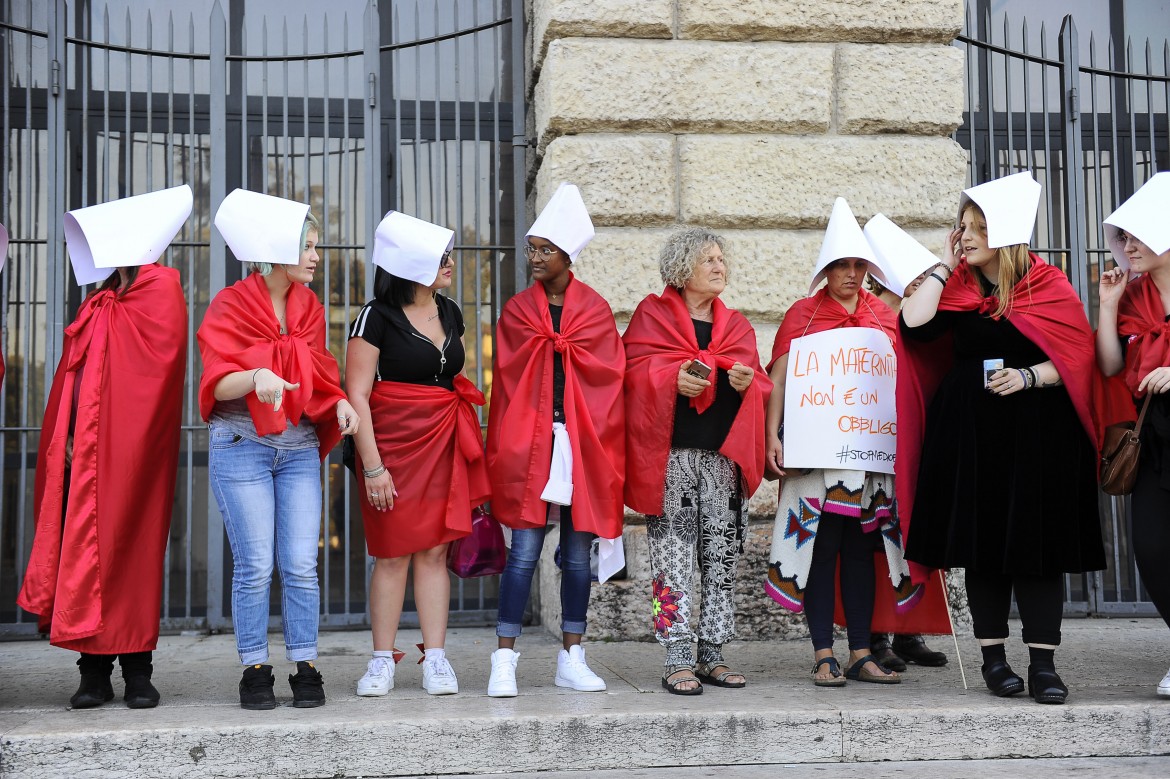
top-left (685, 360), bottom-right (713, 381)
top-left (983, 358), bottom-right (1004, 388)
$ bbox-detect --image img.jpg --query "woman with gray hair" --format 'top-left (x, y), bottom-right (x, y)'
top-left (623, 227), bottom-right (771, 695)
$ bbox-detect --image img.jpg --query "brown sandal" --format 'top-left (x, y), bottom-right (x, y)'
top-left (813, 656), bottom-right (847, 687)
top-left (696, 661), bottom-right (746, 688)
top-left (661, 664), bottom-right (704, 696)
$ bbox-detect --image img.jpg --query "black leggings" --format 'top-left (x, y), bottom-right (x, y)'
top-left (805, 513), bottom-right (875, 651)
top-left (1131, 445), bottom-right (1170, 630)
top-left (965, 570), bottom-right (1063, 646)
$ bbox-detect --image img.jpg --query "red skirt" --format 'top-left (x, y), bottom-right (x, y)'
top-left (358, 376), bottom-right (491, 558)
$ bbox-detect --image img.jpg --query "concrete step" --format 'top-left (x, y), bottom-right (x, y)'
top-left (1, 621), bottom-right (1168, 778)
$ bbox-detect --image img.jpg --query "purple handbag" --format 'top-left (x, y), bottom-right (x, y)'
top-left (446, 506), bottom-right (507, 578)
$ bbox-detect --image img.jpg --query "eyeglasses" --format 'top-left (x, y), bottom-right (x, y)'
top-left (524, 244), bottom-right (561, 259)
top-left (440, 251), bottom-right (455, 267)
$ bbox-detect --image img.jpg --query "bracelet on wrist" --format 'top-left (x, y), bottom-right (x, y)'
top-left (929, 272), bottom-right (949, 287)
top-left (252, 367), bottom-right (263, 385)
top-left (362, 463), bottom-right (387, 479)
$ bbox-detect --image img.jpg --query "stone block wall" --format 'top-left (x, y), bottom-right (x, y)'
top-left (527, 0), bottom-right (970, 642)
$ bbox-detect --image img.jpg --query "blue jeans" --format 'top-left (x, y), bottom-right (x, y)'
top-left (208, 428), bottom-right (322, 665)
top-left (496, 504), bottom-right (593, 638)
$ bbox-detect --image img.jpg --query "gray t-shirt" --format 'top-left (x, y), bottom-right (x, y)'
top-left (209, 397), bottom-right (319, 450)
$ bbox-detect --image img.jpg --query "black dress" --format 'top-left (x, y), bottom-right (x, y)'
top-left (903, 309), bottom-right (1105, 576)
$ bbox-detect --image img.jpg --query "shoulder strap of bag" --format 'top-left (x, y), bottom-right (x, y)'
top-left (1135, 393), bottom-right (1153, 434)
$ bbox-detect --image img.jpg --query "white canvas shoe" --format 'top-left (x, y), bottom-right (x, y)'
top-left (421, 655), bottom-right (460, 695)
top-left (1158, 665), bottom-right (1170, 697)
top-left (356, 656), bottom-right (395, 697)
top-left (488, 648), bottom-right (519, 698)
top-left (554, 645), bottom-right (606, 692)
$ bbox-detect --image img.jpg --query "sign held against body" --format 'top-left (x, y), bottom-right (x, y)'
top-left (784, 327), bottom-right (897, 474)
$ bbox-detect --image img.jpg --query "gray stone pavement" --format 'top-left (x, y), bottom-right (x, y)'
top-left (0, 618), bottom-right (1168, 778)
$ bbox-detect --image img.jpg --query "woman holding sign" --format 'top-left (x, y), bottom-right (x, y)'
top-left (764, 197), bottom-right (903, 687)
top-left (624, 227), bottom-right (770, 695)
top-left (1096, 173), bottom-right (1170, 697)
top-left (899, 173), bottom-right (1105, 705)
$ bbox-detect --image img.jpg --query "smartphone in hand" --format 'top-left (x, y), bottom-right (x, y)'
top-left (685, 360), bottom-right (713, 381)
top-left (983, 358), bottom-right (1004, 388)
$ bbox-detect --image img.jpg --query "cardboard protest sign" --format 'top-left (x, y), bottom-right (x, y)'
top-left (783, 327), bottom-right (897, 474)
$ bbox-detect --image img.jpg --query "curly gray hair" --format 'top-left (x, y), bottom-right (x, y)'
top-left (658, 227), bottom-right (727, 289)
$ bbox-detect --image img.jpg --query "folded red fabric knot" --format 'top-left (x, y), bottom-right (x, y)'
top-left (552, 333), bottom-right (569, 354)
top-left (977, 296), bottom-right (1001, 317)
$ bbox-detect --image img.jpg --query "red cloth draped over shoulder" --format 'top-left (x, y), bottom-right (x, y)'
top-left (197, 272), bottom-right (346, 460)
top-left (18, 263), bottom-right (187, 652)
top-left (768, 287), bottom-right (897, 371)
top-left (896, 255), bottom-right (1115, 585)
top-left (623, 286), bottom-right (771, 515)
top-left (358, 376), bottom-right (491, 558)
top-left (1117, 273), bottom-right (1170, 398)
top-left (486, 275), bottom-right (625, 538)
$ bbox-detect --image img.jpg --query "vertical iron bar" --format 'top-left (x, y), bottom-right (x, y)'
top-left (1059, 17), bottom-right (1088, 308)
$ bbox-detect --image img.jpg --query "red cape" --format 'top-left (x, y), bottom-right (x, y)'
top-left (18, 264), bottom-right (187, 652)
top-left (769, 287), bottom-right (897, 371)
top-left (197, 272), bottom-right (346, 460)
top-left (896, 256), bottom-right (1110, 584)
top-left (486, 276), bottom-right (626, 538)
top-left (1117, 273), bottom-right (1170, 398)
top-left (623, 287), bottom-right (771, 515)
top-left (358, 377), bottom-right (491, 558)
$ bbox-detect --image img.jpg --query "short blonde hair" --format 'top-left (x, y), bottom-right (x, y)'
top-left (659, 227), bottom-right (727, 289)
top-left (248, 212), bottom-right (321, 276)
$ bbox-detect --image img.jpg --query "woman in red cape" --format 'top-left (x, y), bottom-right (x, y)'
top-left (898, 183), bottom-right (1105, 705)
top-left (346, 211), bottom-right (489, 698)
top-left (18, 262), bottom-right (186, 709)
top-left (624, 227), bottom-right (770, 695)
top-left (764, 232), bottom-right (905, 687)
top-left (484, 189), bottom-right (624, 696)
top-left (199, 207), bottom-right (356, 710)
top-left (1096, 173), bottom-right (1170, 697)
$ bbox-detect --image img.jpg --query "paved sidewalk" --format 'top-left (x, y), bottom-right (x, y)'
top-left (0, 619), bottom-right (1168, 778)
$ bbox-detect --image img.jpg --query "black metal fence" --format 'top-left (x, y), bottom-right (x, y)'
top-left (0, 0), bottom-right (525, 635)
top-left (955, 0), bottom-right (1168, 615)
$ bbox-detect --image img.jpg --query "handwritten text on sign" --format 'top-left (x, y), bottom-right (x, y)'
top-left (783, 327), bottom-right (897, 474)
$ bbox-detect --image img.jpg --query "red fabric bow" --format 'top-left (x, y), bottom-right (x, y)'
top-left (1117, 273), bottom-right (1170, 398)
top-left (769, 287), bottom-right (896, 371)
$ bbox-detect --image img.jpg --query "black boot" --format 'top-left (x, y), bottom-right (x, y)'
top-left (1027, 647), bottom-right (1067, 705)
top-left (119, 652), bottom-right (160, 709)
top-left (979, 643), bottom-right (1024, 697)
top-left (71, 653), bottom-right (115, 709)
top-left (893, 634), bottom-right (948, 667)
top-left (239, 664), bottom-right (277, 710)
top-left (289, 661), bottom-right (325, 708)
top-left (870, 635), bottom-right (907, 672)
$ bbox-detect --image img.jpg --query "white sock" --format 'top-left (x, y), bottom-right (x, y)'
top-left (424, 647), bottom-right (446, 663)
top-left (373, 650), bottom-right (396, 660)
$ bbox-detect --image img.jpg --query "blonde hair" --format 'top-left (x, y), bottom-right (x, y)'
top-left (962, 203), bottom-right (1031, 319)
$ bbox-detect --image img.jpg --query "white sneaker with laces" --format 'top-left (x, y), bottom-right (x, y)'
top-left (422, 655), bottom-right (460, 695)
top-left (555, 645), bottom-right (606, 692)
top-left (488, 648), bottom-right (519, 698)
top-left (356, 656), bottom-right (394, 696)
top-left (1158, 665), bottom-right (1170, 697)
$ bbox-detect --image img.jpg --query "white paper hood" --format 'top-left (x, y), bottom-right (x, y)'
top-left (214, 189), bottom-right (310, 267)
top-left (371, 211), bottom-right (455, 286)
top-left (1103, 172), bottom-right (1170, 272)
top-left (64, 184), bottom-right (193, 286)
top-left (808, 197), bottom-right (884, 296)
top-left (957, 171), bottom-right (1041, 249)
top-left (527, 182), bottom-right (595, 262)
top-left (862, 214), bottom-right (940, 298)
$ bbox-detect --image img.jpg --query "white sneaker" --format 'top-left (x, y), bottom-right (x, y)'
top-left (554, 645), bottom-right (606, 692)
top-left (488, 648), bottom-right (519, 698)
top-left (421, 655), bottom-right (460, 695)
top-left (356, 656), bottom-right (394, 696)
top-left (1158, 665), bottom-right (1170, 697)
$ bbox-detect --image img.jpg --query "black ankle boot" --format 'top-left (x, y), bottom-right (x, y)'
top-left (892, 634), bottom-right (948, 667)
top-left (70, 654), bottom-right (115, 709)
top-left (979, 644), bottom-right (1023, 697)
top-left (289, 661), bottom-right (325, 708)
top-left (239, 664), bottom-right (277, 710)
top-left (870, 635), bottom-right (907, 672)
top-left (120, 652), bottom-right (160, 709)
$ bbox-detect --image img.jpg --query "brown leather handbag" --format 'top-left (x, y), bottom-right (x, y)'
top-left (1099, 395), bottom-right (1151, 496)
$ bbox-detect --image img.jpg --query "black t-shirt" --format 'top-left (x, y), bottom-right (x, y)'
top-left (348, 295), bottom-right (465, 390)
top-left (671, 319), bottom-right (742, 451)
top-left (549, 303), bottom-right (566, 421)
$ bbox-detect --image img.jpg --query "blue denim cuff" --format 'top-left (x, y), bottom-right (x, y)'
top-left (561, 619), bottom-right (587, 635)
top-left (496, 621), bottom-right (523, 639)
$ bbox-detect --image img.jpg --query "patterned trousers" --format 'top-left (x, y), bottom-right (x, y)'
top-left (646, 448), bottom-right (747, 666)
